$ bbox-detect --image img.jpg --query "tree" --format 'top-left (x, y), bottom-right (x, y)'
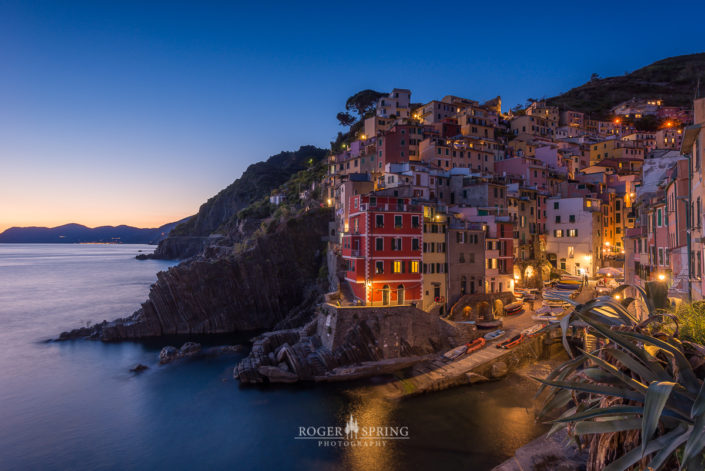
top-left (336, 112), bottom-right (356, 127)
top-left (590, 72), bottom-right (600, 82)
top-left (345, 89), bottom-right (385, 117)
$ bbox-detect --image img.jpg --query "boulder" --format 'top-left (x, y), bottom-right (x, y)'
top-left (490, 361), bottom-right (508, 379)
top-left (257, 366), bottom-right (299, 383)
top-left (159, 346), bottom-right (179, 364)
top-left (130, 363), bottom-right (149, 373)
top-left (179, 342), bottom-right (202, 355)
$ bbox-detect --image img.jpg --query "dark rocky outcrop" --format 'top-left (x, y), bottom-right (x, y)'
top-left (158, 342), bottom-right (247, 364)
top-left (59, 208), bottom-right (332, 341)
top-left (235, 305), bottom-right (478, 384)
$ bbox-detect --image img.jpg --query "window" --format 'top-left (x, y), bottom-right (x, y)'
top-left (411, 215), bottom-right (420, 228)
top-left (391, 238), bottom-right (402, 251)
top-left (569, 215), bottom-right (575, 223)
top-left (657, 208), bottom-right (662, 227)
top-left (469, 253), bottom-right (475, 263)
top-left (554, 229), bottom-right (563, 237)
top-left (375, 238), bottom-right (383, 251)
top-left (393, 261), bottom-right (402, 273)
top-left (459, 253), bottom-right (465, 263)
top-left (555, 216), bottom-right (561, 223)
top-left (554, 202), bottom-right (559, 209)
top-left (375, 261), bottom-right (384, 274)
top-left (410, 261), bottom-right (419, 273)
top-left (568, 229), bottom-right (577, 237)
top-left (412, 238), bottom-right (419, 251)
top-left (394, 215), bottom-right (403, 228)
top-left (376, 214), bottom-right (384, 227)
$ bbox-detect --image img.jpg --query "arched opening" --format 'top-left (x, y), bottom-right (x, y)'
top-left (397, 284), bottom-right (404, 305)
top-left (382, 285), bottom-right (390, 305)
top-left (477, 301), bottom-right (491, 320)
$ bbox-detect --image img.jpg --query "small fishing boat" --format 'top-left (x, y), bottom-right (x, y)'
top-left (484, 329), bottom-right (506, 341)
top-left (504, 301), bottom-right (523, 311)
top-left (496, 333), bottom-right (525, 349)
top-left (442, 344), bottom-right (468, 360)
top-left (522, 324), bottom-right (544, 337)
top-left (465, 337), bottom-right (486, 354)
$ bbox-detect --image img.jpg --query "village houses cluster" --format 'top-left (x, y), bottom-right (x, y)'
top-left (316, 88), bottom-right (704, 312)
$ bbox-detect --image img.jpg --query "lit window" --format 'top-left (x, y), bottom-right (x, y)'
top-left (410, 261), bottom-right (419, 273)
top-left (393, 261), bottom-right (402, 273)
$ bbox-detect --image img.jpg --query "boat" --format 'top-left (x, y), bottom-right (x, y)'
top-left (477, 320), bottom-right (502, 329)
top-left (522, 324), bottom-right (544, 337)
top-left (496, 333), bottom-right (525, 349)
top-left (532, 312), bottom-right (561, 323)
top-left (442, 345), bottom-right (468, 360)
top-left (484, 329), bottom-right (506, 341)
top-left (504, 301), bottom-right (523, 311)
top-left (465, 337), bottom-right (486, 354)
top-left (504, 301), bottom-right (524, 315)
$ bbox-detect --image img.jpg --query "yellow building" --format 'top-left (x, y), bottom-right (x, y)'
top-left (590, 139), bottom-right (645, 165)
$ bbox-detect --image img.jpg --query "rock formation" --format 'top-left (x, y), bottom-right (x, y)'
top-left (235, 305), bottom-right (477, 384)
top-left (59, 208), bottom-right (332, 341)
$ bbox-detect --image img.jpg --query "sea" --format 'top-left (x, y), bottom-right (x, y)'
top-left (0, 244), bottom-right (548, 471)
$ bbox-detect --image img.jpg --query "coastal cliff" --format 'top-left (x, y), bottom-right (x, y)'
top-left (147, 145), bottom-right (328, 260)
top-left (61, 208), bottom-right (331, 340)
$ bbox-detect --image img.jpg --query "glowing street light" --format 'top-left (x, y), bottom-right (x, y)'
top-left (658, 273), bottom-right (666, 281)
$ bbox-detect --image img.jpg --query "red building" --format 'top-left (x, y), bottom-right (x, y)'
top-left (342, 194), bottom-right (423, 305)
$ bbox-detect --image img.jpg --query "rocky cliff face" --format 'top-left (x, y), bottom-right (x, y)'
top-left (61, 208), bottom-right (331, 341)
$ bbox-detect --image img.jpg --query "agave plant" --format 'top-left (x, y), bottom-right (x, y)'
top-left (536, 284), bottom-right (705, 470)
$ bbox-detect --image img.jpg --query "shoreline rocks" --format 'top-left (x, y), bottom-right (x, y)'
top-left (58, 209), bottom-right (332, 342)
top-left (159, 342), bottom-right (246, 364)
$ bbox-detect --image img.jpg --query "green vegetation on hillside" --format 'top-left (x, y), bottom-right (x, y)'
top-left (170, 145), bottom-right (328, 237)
top-left (546, 53), bottom-right (705, 118)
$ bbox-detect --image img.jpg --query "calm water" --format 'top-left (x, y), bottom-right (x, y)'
top-left (0, 244), bottom-right (547, 471)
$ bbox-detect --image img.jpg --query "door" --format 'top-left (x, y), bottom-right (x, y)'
top-left (397, 284), bottom-right (404, 305)
top-left (382, 285), bottom-right (390, 305)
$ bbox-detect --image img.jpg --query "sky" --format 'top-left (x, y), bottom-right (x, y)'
top-left (1, 0), bottom-right (704, 232)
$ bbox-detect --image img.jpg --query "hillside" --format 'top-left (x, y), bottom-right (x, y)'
top-left (169, 145), bottom-right (328, 237)
top-left (546, 52), bottom-right (705, 118)
top-left (149, 145), bottom-right (328, 259)
top-left (0, 220), bottom-right (186, 244)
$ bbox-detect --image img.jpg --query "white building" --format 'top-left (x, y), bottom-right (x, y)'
top-left (546, 196), bottom-right (603, 276)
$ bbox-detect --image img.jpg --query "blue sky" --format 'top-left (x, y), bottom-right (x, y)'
top-left (1, 0), bottom-right (704, 230)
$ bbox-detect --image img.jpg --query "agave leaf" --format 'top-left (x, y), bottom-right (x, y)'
top-left (554, 405), bottom-right (643, 423)
top-left (682, 412), bottom-right (705, 469)
top-left (620, 331), bottom-right (701, 395)
top-left (574, 417), bottom-right (642, 435)
top-left (535, 355), bottom-right (588, 397)
top-left (606, 347), bottom-right (662, 384)
top-left (581, 349), bottom-right (648, 393)
top-left (532, 377), bottom-right (645, 403)
top-left (538, 389), bottom-right (574, 419)
top-left (575, 311), bottom-right (670, 380)
top-left (581, 367), bottom-right (621, 383)
top-left (649, 425), bottom-right (690, 471)
top-left (603, 424), bottom-right (687, 471)
top-left (642, 381), bottom-right (676, 457)
top-left (560, 312), bottom-right (575, 358)
top-left (691, 379), bottom-right (705, 418)
top-left (546, 406), bottom-right (576, 437)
